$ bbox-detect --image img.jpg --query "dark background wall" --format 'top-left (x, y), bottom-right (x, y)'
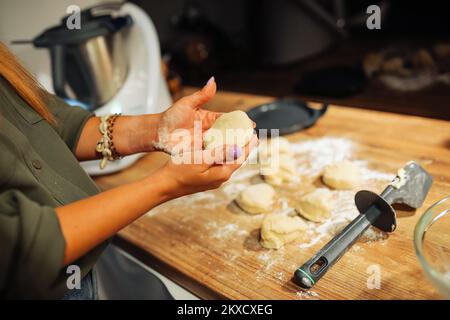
top-left (131, 0), bottom-right (450, 120)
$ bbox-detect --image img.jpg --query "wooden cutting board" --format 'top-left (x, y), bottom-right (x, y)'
top-left (93, 88), bottom-right (450, 299)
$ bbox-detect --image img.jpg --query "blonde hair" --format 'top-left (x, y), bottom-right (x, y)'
top-left (0, 42), bottom-right (55, 124)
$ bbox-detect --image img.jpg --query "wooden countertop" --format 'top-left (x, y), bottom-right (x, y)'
top-left (93, 88), bottom-right (450, 300)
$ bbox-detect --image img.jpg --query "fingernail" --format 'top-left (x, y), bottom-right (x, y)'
top-left (232, 145), bottom-right (242, 159)
top-left (206, 76), bottom-right (215, 86)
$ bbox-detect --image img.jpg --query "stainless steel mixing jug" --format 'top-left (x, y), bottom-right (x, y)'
top-left (31, 2), bottom-right (132, 109)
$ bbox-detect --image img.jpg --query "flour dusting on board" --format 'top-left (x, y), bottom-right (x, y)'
top-left (145, 136), bottom-right (394, 299)
top-left (298, 189), bottom-right (388, 249)
top-left (291, 137), bottom-right (355, 176)
top-left (209, 223), bottom-right (249, 239)
top-left (296, 290), bottom-right (320, 299)
top-left (289, 137), bottom-right (393, 248)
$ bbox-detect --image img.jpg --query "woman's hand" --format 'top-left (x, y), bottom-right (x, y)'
top-left (76, 76), bottom-right (257, 161)
top-left (75, 77), bottom-right (221, 160)
top-left (155, 135), bottom-right (258, 199)
top-left (58, 136), bottom-right (258, 265)
top-left (152, 77), bottom-right (223, 154)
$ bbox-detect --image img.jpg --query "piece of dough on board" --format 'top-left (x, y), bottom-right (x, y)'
top-left (236, 183), bottom-right (275, 214)
top-left (260, 154), bottom-right (297, 186)
top-left (322, 160), bottom-right (360, 190)
top-left (259, 137), bottom-right (297, 186)
top-left (260, 214), bottom-right (307, 249)
top-left (258, 137), bottom-right (291, 158)
top-left (296, 188), bottom-right (334, 222)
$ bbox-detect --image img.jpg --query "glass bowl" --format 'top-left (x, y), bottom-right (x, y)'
top-left (414, 196), bottom-right (450, 299)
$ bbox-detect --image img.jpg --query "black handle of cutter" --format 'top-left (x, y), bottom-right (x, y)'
top-left (294, 207), bottom-right (378, 289)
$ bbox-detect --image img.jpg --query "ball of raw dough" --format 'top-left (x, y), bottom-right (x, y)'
top-left (296, 188), bottom-right (333, 223)
top-left (258, 137), bottom-right (291, 158)
top-left (322, 161), bottom-right (360, 190)
top-left (261, 154), bottom-right (297, 186)
top-left (203, 110), bottom-right (254, 150)
top-left (259, 137), bottom-right (297, 186)
top-left (236, 183), bottom-right (275, 214)
top-left (260, 214), bottom-right (307, 249)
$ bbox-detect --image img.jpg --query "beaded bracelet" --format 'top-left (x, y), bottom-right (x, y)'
top-left (95, 113), bottom-right (122, 169)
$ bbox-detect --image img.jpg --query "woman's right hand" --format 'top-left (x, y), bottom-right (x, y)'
top-left (57, 136), bottom-right (257, 266)
top-left (156, 135), bottom-right (258, 199)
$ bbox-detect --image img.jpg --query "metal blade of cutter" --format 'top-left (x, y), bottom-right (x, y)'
top-left (294, 161), bottom-right (433, 289)
top-left (377, 161), bottom-right (433, 208)
top-left (355, 161), bottom-right (433, 232)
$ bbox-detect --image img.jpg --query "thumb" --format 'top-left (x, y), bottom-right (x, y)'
top-left (180, 77), bottom-right (216, 110)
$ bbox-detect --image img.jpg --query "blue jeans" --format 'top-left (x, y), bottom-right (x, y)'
top-left (62, 270), bottom-right (98, 300)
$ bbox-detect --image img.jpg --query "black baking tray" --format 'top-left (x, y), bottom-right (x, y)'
top-left (246, 99), bottom-right (328, 136)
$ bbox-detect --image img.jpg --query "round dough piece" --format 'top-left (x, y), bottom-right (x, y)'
top-left (203, 110), bottom-right (254, 150)
top-left (260, 214), bottom-right (307, 249)
top-left (322, 161), bottom-right (360, 190)
top-left (260, 154), bottom-right (297, 186)
top-left (296, 188), bottom-right (333, 223)
top-left (236, 183), bottom-right (275, 214)
top-left (258, 137), bottom-right (291, 158)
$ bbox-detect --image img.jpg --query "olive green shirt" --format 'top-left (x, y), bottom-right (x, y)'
top-left (0, 76), bottom-right (107, 299)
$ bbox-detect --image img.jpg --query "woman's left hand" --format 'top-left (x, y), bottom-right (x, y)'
top-left (153, 77), bottom-right (223, 155)
top-left (76, 77), bottom-right (245, 160)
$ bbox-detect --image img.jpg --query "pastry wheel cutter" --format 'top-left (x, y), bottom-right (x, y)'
top-left (294, 161), bottom-right (433, 289)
